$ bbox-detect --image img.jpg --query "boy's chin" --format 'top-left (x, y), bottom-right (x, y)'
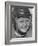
top-left (20, 29), bottom-right (27, 33)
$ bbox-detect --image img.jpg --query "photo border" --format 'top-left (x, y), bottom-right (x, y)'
top-left (5, 1), bottom-right (37, 44)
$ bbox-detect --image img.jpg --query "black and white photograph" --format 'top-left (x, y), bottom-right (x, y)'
top-left (11, 6), bottom-right (32, 38)
top-left (5, 2), bottom-right (37, 44)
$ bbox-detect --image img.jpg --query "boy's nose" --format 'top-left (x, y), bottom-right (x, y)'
top-left (23, 22), bottom-right (26, 25)
top-left (23, 23), bottom-right (27, 28)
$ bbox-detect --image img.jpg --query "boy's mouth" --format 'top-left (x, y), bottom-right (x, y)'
top-left (20, 28), bottom-right (28, 32)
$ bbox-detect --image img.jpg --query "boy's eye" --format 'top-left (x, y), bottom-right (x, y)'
top-left (20, 21), bottom-right (24, 22)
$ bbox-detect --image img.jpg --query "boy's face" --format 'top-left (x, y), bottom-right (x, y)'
top-left (15, 17), bottom-right (31, 33)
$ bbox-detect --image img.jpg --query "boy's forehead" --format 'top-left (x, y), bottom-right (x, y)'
top-left (16, 18), bottom-right (29, 21)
